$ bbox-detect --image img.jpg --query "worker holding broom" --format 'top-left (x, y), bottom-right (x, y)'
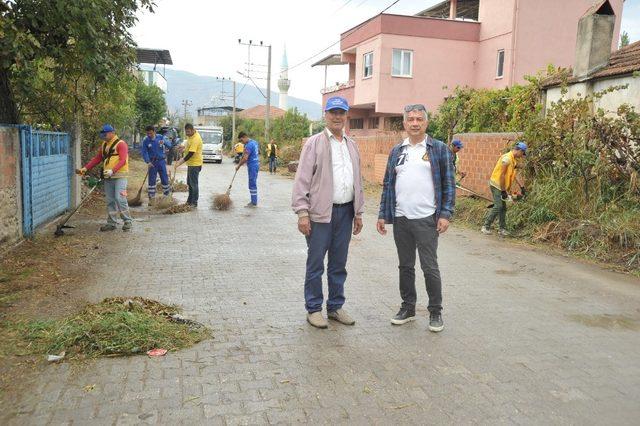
top-left (141, 125), bottom-right (170, 205)
top-left (235, 132), bottom-right (260, 208)
top-left (174, 123), bottom-right (203, 208)
top-left (481, 141), bottom-right (527, 236)
top-left (76, 124), bottom-right (133, 232)
top-left (451, 139), bottom-right (466, 184)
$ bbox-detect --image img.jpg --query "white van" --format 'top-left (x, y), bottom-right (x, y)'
top-left (195, 126), bottom-right (223, 163)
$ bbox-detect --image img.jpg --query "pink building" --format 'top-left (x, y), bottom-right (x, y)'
top-left (315, 0), bottom-right (624, 136)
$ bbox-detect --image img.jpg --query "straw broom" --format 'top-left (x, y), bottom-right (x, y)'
top-left (155, 165), bottom-right (179, 209)
top-left (212, 169), bottom-right (238, 211)
top-left (128, 169), bottom-right (150, 207)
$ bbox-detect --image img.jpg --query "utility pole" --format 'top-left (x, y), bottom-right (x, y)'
top-left (265, 44), bottom-right (271, 145)
top-left (216, 77), bottom-right (237, 148)
top-left (232, 79), bottom-right (237, 146)
top-left (238, 39), bottom-right (272, 146)
top-left (181, 99), bottom-right (192, 121)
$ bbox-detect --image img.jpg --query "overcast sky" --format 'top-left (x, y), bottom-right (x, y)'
top-left (131, 0), bottom-right (640, 105)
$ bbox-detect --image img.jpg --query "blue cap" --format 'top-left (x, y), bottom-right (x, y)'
top-left (324, 96), bottom-right (349, 112)
top-left (515, 141), bottom-right (527, 155)
top-left (99, 124), bottom-right (115, 134)
top-left (452, 140), bottom-right (463, 149)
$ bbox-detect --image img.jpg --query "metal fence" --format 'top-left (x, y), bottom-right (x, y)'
top-left (20, 126), bottom-right (72, 236)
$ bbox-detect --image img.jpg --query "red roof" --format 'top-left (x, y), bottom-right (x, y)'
top-left (237, 105), bottom-right (286, 120)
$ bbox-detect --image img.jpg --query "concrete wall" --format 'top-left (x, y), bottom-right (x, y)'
top-left (544, 75), bottom-right (640, 115)
top-left (0, 127), bottom-right (22, 249)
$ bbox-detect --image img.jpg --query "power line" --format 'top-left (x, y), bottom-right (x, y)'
top-left (283, 0), bottom-right (402, 73)
top-left (330, 0), bottom-right (355, 15)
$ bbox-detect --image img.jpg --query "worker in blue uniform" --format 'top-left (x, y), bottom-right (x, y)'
top-left (141, 125), bottom-right (170, 202)
top-left (236, 131), bottom-right (260, 208)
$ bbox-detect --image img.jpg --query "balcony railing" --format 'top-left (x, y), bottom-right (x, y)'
top-left (321, 80), bottom-right (355, 95)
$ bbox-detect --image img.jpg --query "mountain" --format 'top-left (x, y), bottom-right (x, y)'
top-left (161, 68), bottom-right (322, 120)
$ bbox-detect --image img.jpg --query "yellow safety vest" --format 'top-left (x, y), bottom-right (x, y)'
top-left (490, 151), bottom-right (516, 191)
top-left (101, 136), bottom-right (129, 178)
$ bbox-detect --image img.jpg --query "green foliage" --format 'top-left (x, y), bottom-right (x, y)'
top-left (428, 81), bottom-right (542, 142)
top-left (0, 0), bottom-right (154, 129)
top-left (135, 78), bottom-right (166, 132)
top-left (620, 31), bottom-right (630, 49)
top-left (271, 108), bottom-right (311, 142)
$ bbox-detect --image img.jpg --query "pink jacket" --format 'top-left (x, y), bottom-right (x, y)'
top-left (291, 130), bottom-right (365, 223)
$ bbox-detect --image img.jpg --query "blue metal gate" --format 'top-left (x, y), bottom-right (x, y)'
top-left (20, 126), bottom-right (72, 236)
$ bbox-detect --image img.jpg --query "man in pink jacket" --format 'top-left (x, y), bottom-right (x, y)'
top-left (291, 96), bottom-right (365, 329)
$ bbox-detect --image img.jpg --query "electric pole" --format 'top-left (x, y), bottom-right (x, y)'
top-left (216, 77), bottom-right (237, 148)
top-left (238, 39), bottom-right (272, 146)
top-left (181, 99), bottom-right (192, 121)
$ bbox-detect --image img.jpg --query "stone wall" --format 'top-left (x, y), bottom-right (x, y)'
top-left (0, 127), bottom-right (22, 250)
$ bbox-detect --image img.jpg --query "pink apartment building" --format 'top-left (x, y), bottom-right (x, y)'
top-left (314, 0), bottom-right (624, 136)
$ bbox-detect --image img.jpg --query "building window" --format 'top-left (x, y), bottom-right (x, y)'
top-left (392, 49), bottom-right (413, 77)
top-left (363, 52), bottom-right (373, 79)
top-left (368, 117), bottom-right (379, 129)
top-left (496, 49), bottom-right (505, 78)
top-left (349, 118), bottom-right (364, 130)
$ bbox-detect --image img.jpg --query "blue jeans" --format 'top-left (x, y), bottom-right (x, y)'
top-left (148, 159), bottom-right (169, 197)
top-left (269, 157), bottom-right (277, 173)
top-left (304, 203), bottom-right (354, 313)
top-left (248, 162), bottom-right (259, 205)
top-left (104, 178), bottom-right (132, 225)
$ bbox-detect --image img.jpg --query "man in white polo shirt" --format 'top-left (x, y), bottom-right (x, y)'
top-left (377, 104), bottom-right (456, 332)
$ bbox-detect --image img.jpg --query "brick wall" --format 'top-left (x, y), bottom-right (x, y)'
top-left (453, 132), bottom-right (521, 198)
top-left (354, 132), bottom-right (403, 183)
top-left (0, 127), bottom-right (22, 249)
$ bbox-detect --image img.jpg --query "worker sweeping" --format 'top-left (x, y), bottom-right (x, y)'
top-left (76, 124), bottom-right (133, 232)
top-left (141, 125), bottom-right (170, 205)
top-left (174, 123), bottom-right (203, 207)
top-left (236, 131), bottom-right (260, 208)
top-left (481, 141), bottom-right (527, 236)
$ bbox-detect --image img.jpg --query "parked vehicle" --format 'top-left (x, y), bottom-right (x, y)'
top-left (195, 125), bottom-right (223, 163)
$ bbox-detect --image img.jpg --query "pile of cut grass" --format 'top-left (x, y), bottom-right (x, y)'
top-left (1, 297), bottom-right (210, 360)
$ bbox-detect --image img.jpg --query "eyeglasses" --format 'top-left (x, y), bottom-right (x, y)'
top-left (403, 104), bottom-right (427, 113)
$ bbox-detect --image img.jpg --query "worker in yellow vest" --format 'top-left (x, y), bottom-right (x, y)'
top-left (481, 142), bottom-right (527, 237)
top-left (266, 139), bottom-right (278, 174)
top-left (234, 141), bottom-right (244, 164)
top-left (76, 124), bottom-right (133, 232)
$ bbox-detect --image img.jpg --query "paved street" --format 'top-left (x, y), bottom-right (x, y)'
top-left (3, 160), bottom-right (640, 425)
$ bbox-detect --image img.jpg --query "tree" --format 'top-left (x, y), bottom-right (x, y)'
top-left (0, 0), bottom-right (154, 124)
top-left (271, 108), bottom-right (311, 142)
top-left (135, 79), bottom-right (166, 131)
top-left (620, 31), bottom-right (630, 49)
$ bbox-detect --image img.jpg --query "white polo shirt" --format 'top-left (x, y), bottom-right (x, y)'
top-left (394, 137), bottom-right (436, 219)
top-left (326, 128), bottom-right (354, 204)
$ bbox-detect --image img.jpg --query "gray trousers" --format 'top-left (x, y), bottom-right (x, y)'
top-left (104, 178), bottom-right (132, 225)
top-left (393, 215), bottom-right (443, 313)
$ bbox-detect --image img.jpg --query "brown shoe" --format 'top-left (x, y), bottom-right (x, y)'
top-left (307, 312), bottom-right (328, 329)
top-left (328, 309), bottom-right (355, 325)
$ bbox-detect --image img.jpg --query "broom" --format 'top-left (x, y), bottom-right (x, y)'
top-left (128, 169), bottom-right (150, 207)
top-left (212, 169), bottom-right (238, 211)
top-left (155, 166), bottom-right (179, 209)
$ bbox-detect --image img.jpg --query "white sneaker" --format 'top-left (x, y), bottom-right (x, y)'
top-left (481, 226), bottom-right (492, 235)
top-left (498, 228), bottom-right (510, 237)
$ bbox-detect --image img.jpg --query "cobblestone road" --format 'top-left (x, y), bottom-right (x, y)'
top-left (4, 160), bottom-right (640, 425)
